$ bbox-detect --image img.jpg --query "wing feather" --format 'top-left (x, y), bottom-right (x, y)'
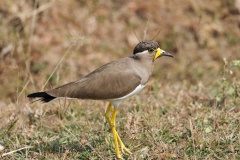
top-left (47, 58), bottom-right (141, 100)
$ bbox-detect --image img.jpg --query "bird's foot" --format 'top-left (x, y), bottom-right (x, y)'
top-left (116, 154), bottom-right (123, 160)
top-left (116, 133), bottom-right (132, 155)
top-left (115, 145), bottom-right (131, 160)
top-left (120, 144), bottom-right (132, 155)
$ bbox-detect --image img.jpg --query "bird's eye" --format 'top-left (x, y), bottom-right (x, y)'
top-left (148, 48), bottom-right (154, 53)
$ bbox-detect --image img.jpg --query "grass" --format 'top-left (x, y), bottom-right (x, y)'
top-left (0, 0), bottom-right (240, 159)
top-left (1, 73), bottom-right (239, 159)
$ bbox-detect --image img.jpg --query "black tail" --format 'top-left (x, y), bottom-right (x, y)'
top-left (27, 92), bottom-right (56, 103)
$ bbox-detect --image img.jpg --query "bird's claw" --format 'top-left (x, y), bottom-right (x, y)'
top-left (120, 145), bottom-right (132, 155)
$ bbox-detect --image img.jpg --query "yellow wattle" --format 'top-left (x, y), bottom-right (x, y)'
top-left (154, 48), bottom-right (164, 60)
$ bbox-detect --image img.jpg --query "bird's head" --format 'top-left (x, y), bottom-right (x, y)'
top-left (133, 41), bottom-right (173, 61)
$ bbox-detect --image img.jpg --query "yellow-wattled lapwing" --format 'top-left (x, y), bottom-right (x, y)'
top-left (27, 40), bottom-right (173, 159)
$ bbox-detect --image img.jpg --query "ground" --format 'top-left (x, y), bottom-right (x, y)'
top-left (0, 0), bottom-right (239, 159)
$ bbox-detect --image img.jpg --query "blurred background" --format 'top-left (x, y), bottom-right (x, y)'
top-left (0, 0), bottom-right (239, 159)
top-left (0, 0), bottom-right (239, 102)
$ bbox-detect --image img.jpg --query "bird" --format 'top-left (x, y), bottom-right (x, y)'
top-left (27, 40), bottom-right (173, 159)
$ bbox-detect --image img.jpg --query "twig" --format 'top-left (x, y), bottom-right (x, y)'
top-left (151, 29), bottom-right (162, 41)
top-left (132, 28), bottom-right (141, 42)
top-left (42, 44), bottom-right (73, 89)
top-left (143, 18), bottom-right (149, 40)
top-left (26, 0), bottom-right (40, 91)
top-left (17, 80), bottom-right (30, 103)
top-left (42, 36), bottom-right (84, 89)
top-left (1, 146), bottom-right (33, 157)
top-left (18, 1), bottom-right (54, 20)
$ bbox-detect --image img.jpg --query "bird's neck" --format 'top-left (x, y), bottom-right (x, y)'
top-left (133, 58), bottom-right (154, 85)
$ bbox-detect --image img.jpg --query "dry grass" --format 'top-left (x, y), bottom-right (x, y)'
top-left (0, 0), bottom-right (240, 159)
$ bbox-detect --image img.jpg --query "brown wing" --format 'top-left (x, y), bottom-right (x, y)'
top-left (46, 58), bottom-right (141, 100)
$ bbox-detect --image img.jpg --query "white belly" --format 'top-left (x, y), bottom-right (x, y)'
top-left (109, 84), bottom-right (146, 107)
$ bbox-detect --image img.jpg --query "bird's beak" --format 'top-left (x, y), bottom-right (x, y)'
top-left (154, 48), bottom-right (174, 60)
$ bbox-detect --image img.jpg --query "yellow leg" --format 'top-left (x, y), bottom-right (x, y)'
top-left (105, 103), bottom-right (131, 159)
top-left (111, 108), bottom-right (122, 159)
top-left (105, 103), bottom-right (112, 125)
